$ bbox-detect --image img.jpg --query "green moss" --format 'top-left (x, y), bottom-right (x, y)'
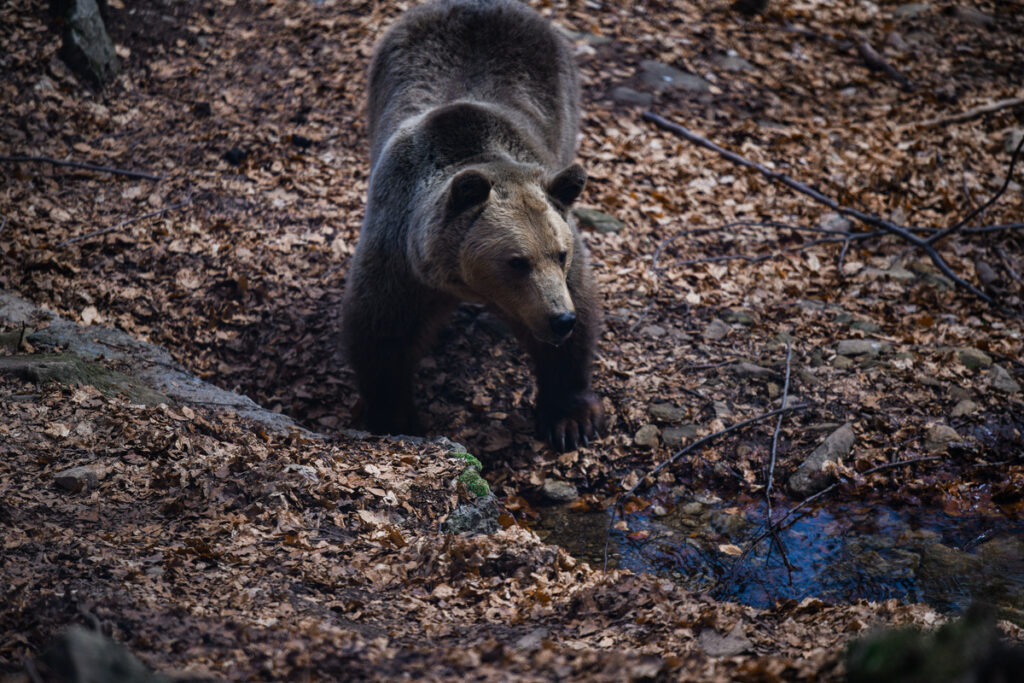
top-left (450, 451), bottom-right (489, 497)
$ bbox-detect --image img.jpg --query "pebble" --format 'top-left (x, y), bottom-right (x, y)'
top-left (957, 347), bottom-right (992, 370)
top-left (837, 339), bottom-right (890, 357)
top-left (639, 60), bottom-right (711, 93)
top-left (703, 318), bottom-right (729, 341)
top-left (649, 402), bottom-right (687, 422)
top-left (572, 207), bottom-right (625, 234)
top-left (663, 425), bottom-right (698, 447)
top-left (989, 365), bottom-right (1021, 394)
top-left (610, 86), bottom-right (653, 107)
top-left (730, 361), bottom-right (774, 380)
top-left (925, 423), bottom-right (960, 452)
top-left (54, 465), bottom-right (103, 493)
top-left (634, 424), bottom-right (660, 447)
top-left (950, 399), bottom-right (978, 417)
top-left (541, 478), bottom-right (579, 503)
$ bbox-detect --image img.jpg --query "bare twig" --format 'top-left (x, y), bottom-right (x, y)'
top-left (855, 38), bottom-right (912, 90)
top-left (925, 131), bottom-right (1024, 247)
top-left (0, 155), bottom-right (162, 181)
top-left (59, 195), bottom-right (192, 247)
top-left (765, 340), bottom-right (792, 524)
top-left (906, 94), bottom-right (1024, 129)
top-left (642, 111), bottom-right (997, 305)
top-left (603, 401), bottom-right (812, 570)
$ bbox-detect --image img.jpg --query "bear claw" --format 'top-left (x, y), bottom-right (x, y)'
top-left (539, 391), bottom-right (604, 452)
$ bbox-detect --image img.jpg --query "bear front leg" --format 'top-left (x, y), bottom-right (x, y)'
top-left (347, 334), bottom-right (420, 436)
top-left (523, 255), bottom-right (604, 451)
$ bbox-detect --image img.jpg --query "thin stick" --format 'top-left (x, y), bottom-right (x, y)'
top-left (907, 95), bottom-right (1024, 129)
top-left (765, 340), bottom-right (792, 524)
top-left (59, 196), bottom-right (191, 247)
top-left (0, 155), bottom-right (162, 181)
top-left (642, 111), bottom-right (996, 305)
top-left (622, 403), bottom-right (812, 501)
top-left (925, 131), bottom-right (1024, 247)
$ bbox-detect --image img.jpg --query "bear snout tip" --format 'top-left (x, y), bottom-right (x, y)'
top-left (549, 311), bottom-right (576, 340)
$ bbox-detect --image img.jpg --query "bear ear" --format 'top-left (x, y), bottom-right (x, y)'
top-left (547, 163), bottom-right (587, 207)
top-left (448, 169), bottom-right (492, 215)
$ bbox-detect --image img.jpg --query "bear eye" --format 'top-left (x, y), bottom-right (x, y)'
top-left (507, 257), bottom-right (531, 273)
top-left (557, 251), bottom-right (568, 266)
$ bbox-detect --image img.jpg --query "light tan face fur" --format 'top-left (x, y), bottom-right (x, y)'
top-left (459, 183), bottom-right (575, 345)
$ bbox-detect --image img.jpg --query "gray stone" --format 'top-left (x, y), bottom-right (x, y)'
top-left (611, 86), bottom-right (653, 107)
top-left (788, 423), bottom-right (855, 498)
top-left (818, 212), bottom-right (854, 232)
top-left (1006, 129), bottom-right (1024, 155)
top-left (541, 478), bottom-right (578, 503)
top-left (989, 365), bottom-right (1021, 394)
top-left (892, 3), bottom-right (930, 18)
top-left (850, 320), bottom-right (881, 333)
top-left (699, 622), bottom-right (753, 657)
top-left (54, 465), bottom-right (104, 493)
top-left (713, 401), bottom-right (732, 419)
top-left (921, 271), bottom-right (954, 290)
top-left (721, 309), bottom-right (754, 325)
top-left (639, 60), bottom-right (711, 93)
top-left (649, 402), bottom-right (687, 422)
top-left (663, 425), bottom-right (698, 447)
top-left (634, 424), bottom-right (660, 447)
top-left (441, 494), bottom-right (502, 535)
top-left (555, 25), bottom-right (612, 46)
top-left (837, 339), bottom-right (890, 357)
top-left (514, 627), bottom-right (550, 651)
top-left (641, 324), bottom-right (666, 338)
top-left (55, 0), bottom-right (121, 88)
top-left (947, 6), bottom-right (994, 29)
top-left (704, 318), bottom-right (730, 341)
top-left (284, 463), bottom-right (319, 484)
top-left (950, 398), bottom-right (976, 418)
top-left (886, 31), bottom-right (909, 51)
top-left (925, 423), bottom-right (960, 452)
top-left (957, 347), bottom-right (993, 370)
top-left (730, 361), bottom-right (774, 380)
top-left (713, 54), bottom-right (753, 72)
top-left (573, 207), bottom-right (625, 234)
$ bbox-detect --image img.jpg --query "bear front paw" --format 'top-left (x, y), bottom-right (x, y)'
top-left (537, 390), bottom-right (605, 452)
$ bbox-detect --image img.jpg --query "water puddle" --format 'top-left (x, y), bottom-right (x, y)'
top-left (536, 496), bottom-right (1024, 618)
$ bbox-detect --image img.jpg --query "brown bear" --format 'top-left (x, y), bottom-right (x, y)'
top-left (342, 0), bottom-right (603, 451)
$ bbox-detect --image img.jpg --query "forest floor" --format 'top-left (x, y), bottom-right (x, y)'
top-left (2, 0), bottom-right (1024, 680)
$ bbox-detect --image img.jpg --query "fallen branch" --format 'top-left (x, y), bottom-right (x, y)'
top-left (855, 38), bottom-right (912, 90)
top-left (906, 94), bottom-right (1024, 129)
top-left (59, 195), bottom-right (192, 247)
top-left (765, 340), bottom-right (792, 524)
top-left (0, 155), bottom-right (162, 181)
top-left (642, 111), bottom-right (998, 306)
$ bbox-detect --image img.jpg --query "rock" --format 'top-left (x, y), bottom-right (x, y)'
top-left (945, 6), bottom-right (995, 29)
top-left (541, 478), bottom-right (578, 503)
top-left (925, 423), bottom-right (960, 452)
top-left (892, 3), bottom-right (930, 18)
top-left (1006, 129), bottom-right (1024, 155)
top-left (680, 501), bottom-right (704, 516)
top-left (730, 361), bottom-right (774, 380)
top-left (572, 207), bottom-right (625, 234)
top-left (639, 60), bottom-right (711, 93)
top-left (886, 31), bottom-right (909, 51)
top-left (957, 347), bottom-right (992, 370)
top-left (721, 309), bottom-right (754, 325)
top-left (713, 53), bottom-right (753, 72)
top-left (610, 86), bottom-right (653, 107)
top-left (54, 465), bottom-right (104, 492)
top-left (663, 425), bottom-right (698, 447)
top-left (633, 424), bottom-right (660, 447)
top-left (836, 339), bottom-right (890, 357)
top-left (921, 272), bottom-right (954, 290)
top-left (788, 423), bottom-right (855, 498)
top-left (441, 494), bottom-right (502, 535)
top-left (283, 463), bottom-right (318, 483)
top-left (38, 626), bottom-right (172, 683)
top-left (885, 265), bottom-right (916, 282)
top-left (818, 212), bottom-right (854, 232)
top-left (699, 622), bottom-right (753, 657)
top-left (555, 25), bottom-right (612, 46)
top-left (0, 353), bottom-right (169, 406)
top-left (950, 401), bottom-right (974, 417)
top-left (514, 627), bottom-right (550, 651)
top-left (713, 401), bottom-right (732, 419)
top-left (53, 0), bottom-right (120, 88)
top-left (850, 320), bottom-right (881, 333)
top-left (833, 355), bottom-right (854, 369)
top-left (641, 324), bottom-right (666, 338)
top-left (989, 365), bottom-right (1021, 394)
top-left (649, 402), bottom-right (687, 422)
top-left (703, 318), bottom-right (730, 341)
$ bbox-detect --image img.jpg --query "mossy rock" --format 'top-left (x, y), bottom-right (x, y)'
top-left (0, 353), bottom-right (168, 405)
top-left (450, 451), bottom-right (489, 498)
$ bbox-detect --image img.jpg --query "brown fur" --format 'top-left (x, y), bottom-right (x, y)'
top-left (341, 0), bottom-right (603, 450)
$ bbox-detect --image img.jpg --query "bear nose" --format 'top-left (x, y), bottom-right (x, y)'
top-left (549, 312), bottom-right (576, 338)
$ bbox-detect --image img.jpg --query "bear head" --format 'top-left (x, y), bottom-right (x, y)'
top-left (420, 161), bottom-right (587, 346)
